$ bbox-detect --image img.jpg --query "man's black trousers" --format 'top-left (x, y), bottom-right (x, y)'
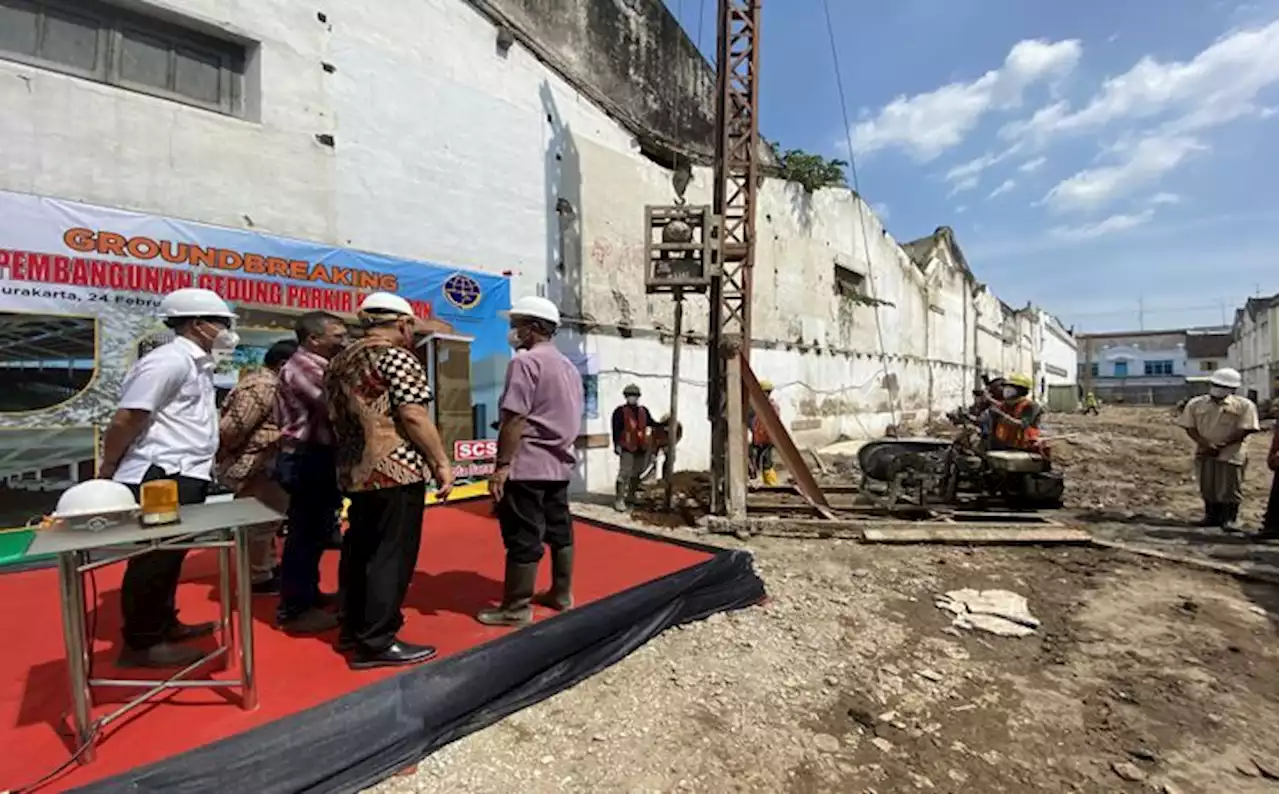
top-left (121, 465), bottom-right (210, 650)
top-left (275, 444), bottom-right (342, 619)
top-left (498, 480), bottom-right (572, 565)
top-left (341, 481), bottom-right (426, 653)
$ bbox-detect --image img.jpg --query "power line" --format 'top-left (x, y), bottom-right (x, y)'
top-left (819, 0), bottom-right (899, 426)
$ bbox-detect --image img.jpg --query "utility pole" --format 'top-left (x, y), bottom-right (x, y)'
top-left (1137, 297), bottom-right (1144, 331)
top-left (707, 0), bottom-right (760, 518)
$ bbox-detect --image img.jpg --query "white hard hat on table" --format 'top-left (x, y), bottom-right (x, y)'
top-left (54, 480), bottom-right (139, 518)
top-left (1208, 368), bottom-right (1242, 389)
top-left (505, 296), bottom-right (560, 327)
top-left (159, 288), bottom-right (235, 319)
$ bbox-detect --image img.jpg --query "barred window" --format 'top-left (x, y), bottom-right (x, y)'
top-left (0, 0), bottom-right (246, 116)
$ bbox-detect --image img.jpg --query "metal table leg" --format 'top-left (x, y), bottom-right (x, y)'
top-left (217, 536), bottom-right (234, 672)
top-left (234, 525), bottom-right (258, 710)
top-left (57, 551), bottom-right (95, 763)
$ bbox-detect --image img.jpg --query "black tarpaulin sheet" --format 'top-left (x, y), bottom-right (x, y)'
top-left (71, 538), bottom-right (764, 794)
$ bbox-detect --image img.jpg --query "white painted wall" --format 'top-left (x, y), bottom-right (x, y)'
top-left (1035, 311), bottom-right (1077, 389)
top-left (0, 0), bottom-right (1062, 494)
top-left (1229, 301), bottom-right (1278, 401)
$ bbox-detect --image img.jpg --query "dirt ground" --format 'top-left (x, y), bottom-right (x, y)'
top-left (1049, 406), bottom-right (1274, 523)
top-left (373, 406), bottom-right (1278, 794)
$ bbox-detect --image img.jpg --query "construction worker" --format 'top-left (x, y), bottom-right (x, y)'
top-left (987, 373), bottom-right (1045, 453)
top-left (1176, 367), bottom-right (1260, 532)
top-left (610, 384), bottom-right (657, 511)
top-left (1083, 391), bottom-right (1100, 415)
top-left (748, 379), bottom-right (781, 486)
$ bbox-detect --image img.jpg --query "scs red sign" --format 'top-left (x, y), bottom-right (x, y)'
top-left (453, 439), bottom-right (497, 461)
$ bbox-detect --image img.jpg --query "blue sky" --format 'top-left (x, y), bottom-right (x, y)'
top-left (664, 0), bottom-right (1279, 332)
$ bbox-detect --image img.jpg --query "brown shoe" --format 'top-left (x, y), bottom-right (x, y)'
top-left (117, 642), bottom-right (205, 669)
top-left (280, 607), bottom-right (339, 635)
top-left (164, 621), bottom-right (217, 643)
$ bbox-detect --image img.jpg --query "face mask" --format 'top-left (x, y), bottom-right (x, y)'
top-left (1208, 386), bottom-right (1230, 400)
top-left (507, 328), bottom-right (524, 350)
top-left (625, 396), bottom-right (639, 406)
top-left (1002, 386), bottom-right (1018, 399)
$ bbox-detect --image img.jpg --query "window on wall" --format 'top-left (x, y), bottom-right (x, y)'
top-left (832, 265), bottom-right (866, 299)
top-left (1143, 360), bottom-right (1174, 376)
top-left (0, 0), bottom-right (246, 116)
top-left (1090, 362), bottom-right (1099, 377)
top-left (1113, 361), bottom-right (1129, 378)
top-left (1199, 360), bottom-right (1217, 371)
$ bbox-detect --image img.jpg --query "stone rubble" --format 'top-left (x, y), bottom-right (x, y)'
top-left (935, 588), bottom-right (1040, 637)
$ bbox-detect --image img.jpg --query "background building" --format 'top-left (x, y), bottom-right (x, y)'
top-left (1229, 294), bottom-right (1279, 405)
top-left (0, 0), bottom-right (1073, 494)
top-left (1078, 326), bottom-right (1232, 405)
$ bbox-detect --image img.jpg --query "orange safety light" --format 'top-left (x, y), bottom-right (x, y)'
top-left (139, 479), bottom-right (181, 526)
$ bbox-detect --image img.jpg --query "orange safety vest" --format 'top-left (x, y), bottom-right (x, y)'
top-left (992, 398), bottom-right (1041, 450)
top-left (751, 400), bottom-right (779, 445)
top-left (620, 406), bottom-right (649, 452)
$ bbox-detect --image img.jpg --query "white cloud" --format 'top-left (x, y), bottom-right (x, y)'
top-left (872, 202), bottom-right (891, 220)
top-left (850, 38), bottom-right (1082, 161)
top-left (1003, 20), bottom-right (1280, 145)
top-left (1049, 209), bottom-right (1156, 240)
top-left (956, 205), bottom-right (968, 214)
top-left (1017, 157), bottom-right (1047, 173)
top-left (987, 179), bottom-right (1017, 199)
top-left (1149, 192), bottom-right (1182, 205)
top-left (947, 175), bottom-right (980, 197)
top-left (1041, 135), bottom-right (1205, 212)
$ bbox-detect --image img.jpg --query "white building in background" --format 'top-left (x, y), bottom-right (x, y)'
top-left (1076, 326), bottom-right (1233, 405)
top-left (1229, 294), bottom-right (1279, 403)
top-left (0, 0), bottom-right (1072, 493)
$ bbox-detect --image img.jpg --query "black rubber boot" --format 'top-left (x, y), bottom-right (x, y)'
top-left (1220, 502), bottom-right (1244, 533)
top-left (1197, 502), bottom-right (1220, 527)
top-left (534, 546), bottom-right (574, 611)
top-left (476, 561), bottom-right (538, 626)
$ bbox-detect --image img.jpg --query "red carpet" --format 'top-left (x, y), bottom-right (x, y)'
top-left (0, 502), bottom-right (710, 792)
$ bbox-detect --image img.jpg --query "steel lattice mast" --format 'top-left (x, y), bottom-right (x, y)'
top-left (707, 0), bottom-right (760, 517)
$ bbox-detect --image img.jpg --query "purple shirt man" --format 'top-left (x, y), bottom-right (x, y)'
top-left (478, 295), bottom-right (583, 629)
top-left (500, 341), bottom-right (584, 481)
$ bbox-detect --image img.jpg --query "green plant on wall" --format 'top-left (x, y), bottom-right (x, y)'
top-left (767, 140), bottom-right (848, 193)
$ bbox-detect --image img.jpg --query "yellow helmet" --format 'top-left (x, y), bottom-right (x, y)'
top-left (1006, 373), bottom-right (1033, 390)
top-left (759, 379), bottom-right (774, 392)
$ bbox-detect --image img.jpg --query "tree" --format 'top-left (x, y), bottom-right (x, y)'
top-left (766, 140), bottom-right (848, 193)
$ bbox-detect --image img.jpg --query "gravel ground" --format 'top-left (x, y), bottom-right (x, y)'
top-left (372, 516), bottom-right (1277, 793)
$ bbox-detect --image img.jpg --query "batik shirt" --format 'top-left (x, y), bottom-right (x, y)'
top-left (325, 337), bottom-right (433, 492)
top-left (216, 367), bottom-right (282, 489)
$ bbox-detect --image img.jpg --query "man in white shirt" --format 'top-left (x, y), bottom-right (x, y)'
top-left (1176, 367), bottom-right (1260, 532)
top-left (98, 288), bottom-right (240, 669)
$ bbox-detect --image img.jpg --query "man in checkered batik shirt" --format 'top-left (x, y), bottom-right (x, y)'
top-left (325, 292), bottom-right (454, 670)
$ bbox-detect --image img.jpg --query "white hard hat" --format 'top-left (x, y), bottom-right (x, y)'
top-left (358, 291), bottom-right (429, 332)
top-left (506, 296), bottom-right (560, 327)
top-left (54, 480), bottom-right (140, 519)
top-left (159, 288), bottom-right (235, 319)
top-left (1208, 367), bottom-right (1242, 389)
top-left (358, 292), bottom-right (414, 316)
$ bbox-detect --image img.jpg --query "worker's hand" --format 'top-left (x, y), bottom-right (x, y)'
top-left (434, 467), bottom-right (455, 501)
top-left (488, 465), bottom-right (509, 503)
